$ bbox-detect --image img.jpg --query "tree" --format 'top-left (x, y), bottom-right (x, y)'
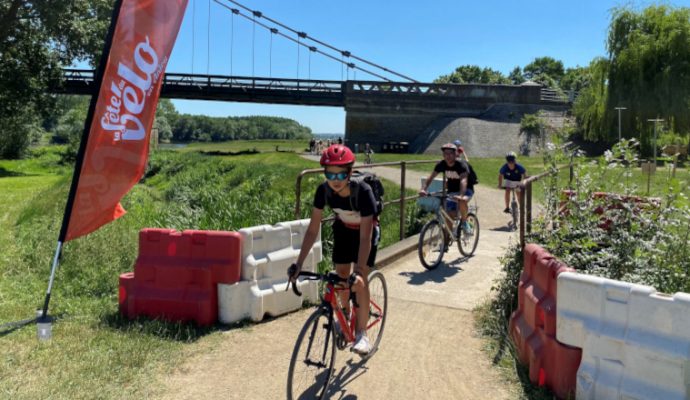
top-left (606, 5), bottom-right (690, 145)
top-left (560, 66), bottom-right (591, 92)
top-left (435, 65), bottom-right (510, 84)
top-left (573, 58), bottom-right (611, 141)
top-left (523, 56), bottom-right (565, 88)
top-left (0, 0), bottom-right (112, 159)
top-left (154, 99), bottom-right (178, 142)
top-left (508, 66), bottom-right (525, 85)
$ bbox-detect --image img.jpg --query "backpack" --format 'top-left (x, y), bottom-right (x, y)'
top-left (462, 161), bottom-right (479, 186)
top-left (325, 171), bottom-right (385, 216)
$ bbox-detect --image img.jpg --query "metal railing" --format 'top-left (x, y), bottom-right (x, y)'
top-left (519, 163), bottom-right (574, 249)
top-left (540, 88), bottom-right (578, 103)
top-left (295, 160), bottom-right (437, 241)
top-left (296, 159), bottom-right (576, 248)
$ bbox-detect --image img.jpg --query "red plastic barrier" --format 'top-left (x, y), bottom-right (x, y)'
top-left (509, 244), bottom-right (582, 399)
top-left (125, 285), bottom-right (217, 326)
top-left (118, 272), bottom-right (134, 317)
top-left (136, 229), bottom-right (242, 284)
top-left (118, 228), bottom-right (242, 326)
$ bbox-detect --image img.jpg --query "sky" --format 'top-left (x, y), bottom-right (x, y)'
top-left (164, 0), bottom-right (690, 133)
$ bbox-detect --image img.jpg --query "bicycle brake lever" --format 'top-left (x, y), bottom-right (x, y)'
top-left (292, 280), bottom-right (303, 297)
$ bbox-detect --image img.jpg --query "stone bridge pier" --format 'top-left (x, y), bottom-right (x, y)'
top-left (344, 81), bottom-right (570, 157)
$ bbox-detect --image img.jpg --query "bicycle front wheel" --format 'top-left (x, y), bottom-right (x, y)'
top-left (287, 308), bottom-right (336, 400)
top-left (418, 219), bottom-right (445, 269)
top-left (362, 270), bottom-right (388, 361)
top-left (458, 213), bottom-right (480, 257)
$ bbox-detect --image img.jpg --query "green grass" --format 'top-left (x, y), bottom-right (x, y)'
top-left (0, 142), bottom-right (426, 398)
top-left (172, 139), bottom-right (309, 154)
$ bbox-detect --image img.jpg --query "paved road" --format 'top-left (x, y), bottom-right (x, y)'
top-left (157, 158), bottom-right (520, 399)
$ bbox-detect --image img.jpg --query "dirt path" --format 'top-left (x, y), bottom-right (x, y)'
top-left (155, 157), bottom-right (519, 399)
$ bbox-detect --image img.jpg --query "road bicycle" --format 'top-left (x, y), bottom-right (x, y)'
top-left (286, 268), bottom-right (388, 399)
top-left (417, 192), bottom-right (480, 269)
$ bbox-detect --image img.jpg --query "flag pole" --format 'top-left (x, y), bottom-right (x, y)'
top-left (40, 0), bottom-right (125, 319)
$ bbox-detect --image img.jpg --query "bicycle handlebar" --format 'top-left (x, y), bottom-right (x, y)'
top-left (285, 268), bottom-right (349, 297)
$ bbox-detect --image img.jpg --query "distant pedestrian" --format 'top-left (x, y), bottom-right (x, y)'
top-left (309, 138), bottom-right (316, 154)
top-left (337, 136), bottom-right (343, 145)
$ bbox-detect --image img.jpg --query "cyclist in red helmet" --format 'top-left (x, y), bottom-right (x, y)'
top-left (289, 144), bottom-right (380, 356)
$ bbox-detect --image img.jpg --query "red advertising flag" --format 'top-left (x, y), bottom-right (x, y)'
top-left (65, 0), bottom-right (188, 241)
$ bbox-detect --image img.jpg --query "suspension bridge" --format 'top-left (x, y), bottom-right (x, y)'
top-left (54, 0), bottom-right (572, 154)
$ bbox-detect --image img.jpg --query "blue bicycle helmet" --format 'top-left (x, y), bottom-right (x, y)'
top-left (453, 139), bottom-right (462, 147)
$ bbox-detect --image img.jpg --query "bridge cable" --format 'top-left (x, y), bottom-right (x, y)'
top-left (252, 12), bottom-right (255, 77)
top-left (222, 0), bottom-right (418, 82)
top-left (191, 0), bottom-right (196, 74)
top-left (230, 7), bottom-right (236, 76)
top-left (213, 0), bottom-right (391, 81)
top-left (269, 28), bottom-right (273, 76)
top-left (207, 0), bottom-right (211, 75)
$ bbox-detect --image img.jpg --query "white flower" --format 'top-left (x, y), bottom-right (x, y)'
top-left (604, 150), bottom-right (613, 162)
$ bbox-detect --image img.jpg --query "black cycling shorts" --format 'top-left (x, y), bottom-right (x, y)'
top-left (332, 219), bottom-right (380, 267)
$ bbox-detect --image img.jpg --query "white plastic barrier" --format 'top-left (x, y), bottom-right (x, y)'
top-left (557, 271), bottom-right (690, 400)
top-left (417, 177), bottom-right (443, 212)
top-left (218, 219), bottom-right (321, 324)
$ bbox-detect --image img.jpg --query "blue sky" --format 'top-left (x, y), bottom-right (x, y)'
top-left (165, 0), bottom-right (689, 133)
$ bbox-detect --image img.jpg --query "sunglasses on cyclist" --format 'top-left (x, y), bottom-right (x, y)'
top-left (324, 171), bottom-right (349, 181)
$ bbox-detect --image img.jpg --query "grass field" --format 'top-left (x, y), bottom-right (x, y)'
top-left (0, 142), bottom-right (420, 398)
top-left (1, 140), bottom-right (687, 398)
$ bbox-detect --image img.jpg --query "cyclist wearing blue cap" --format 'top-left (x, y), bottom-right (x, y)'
top-left (453, 139), bottom-right (469, 162)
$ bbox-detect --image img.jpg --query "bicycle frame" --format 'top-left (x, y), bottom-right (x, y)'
top-left (427, 192), bottom-right (477, 239)
top-left (325, 283), bottom-right (384, 343)
top-left (288, 271), bottom-right (384, 345)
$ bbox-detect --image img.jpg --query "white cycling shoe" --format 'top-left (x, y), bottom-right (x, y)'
top-left (352, 332), bottom-right (371, 356)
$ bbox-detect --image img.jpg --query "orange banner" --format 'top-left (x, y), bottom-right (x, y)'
top-left (65, 0), bottom-right (188, 241)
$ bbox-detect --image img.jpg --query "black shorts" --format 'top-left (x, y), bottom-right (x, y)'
top-left (332, 219), bottom-right (380, 267)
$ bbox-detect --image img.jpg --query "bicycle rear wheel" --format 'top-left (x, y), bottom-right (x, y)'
top-left (287, 308), bottom-right (336, 400)
top-left (511, 200), bottom-right (519, 230)
top-left (362, 270), bottom-right (388, 361)
top-left (458, 213), bottom-right (480, 257)
top-left (418, 219), bottom-right (444, 269)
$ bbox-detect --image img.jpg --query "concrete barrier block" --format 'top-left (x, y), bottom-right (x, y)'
top-left (219, 219), bottom-right (323, 324)
top-left (218, 279), bottom-right (318, 324)
top-left (557, 271), bottom-right (690, 400)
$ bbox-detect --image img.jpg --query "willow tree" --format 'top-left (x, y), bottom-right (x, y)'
top-left (573, 58), bottom-right (610, 141)
top-left (606, 5), bottom-right (690, 145)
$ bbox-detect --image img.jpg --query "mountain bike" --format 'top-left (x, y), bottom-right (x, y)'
top-left (417, 192), bottom-right (480, 269)
top-left (286, 268), bottom-right (388, 400)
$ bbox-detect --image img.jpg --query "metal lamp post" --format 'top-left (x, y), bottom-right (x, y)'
top-left (615, 107), bottom-right (626, 142)
top-left (647, 118), bottom-right (663, 163)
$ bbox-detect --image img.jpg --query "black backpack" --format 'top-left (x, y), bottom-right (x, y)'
top-left (325, 171), bottom-right (385, 216)
top-left (462, 161), bottom-right (479, 186)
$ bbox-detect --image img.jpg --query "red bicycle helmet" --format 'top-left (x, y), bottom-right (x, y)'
top-left (320, 144), bottom-right (355, 166)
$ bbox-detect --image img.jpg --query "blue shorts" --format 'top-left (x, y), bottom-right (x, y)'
top-left (446, 189), bottom-right (474, 211)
